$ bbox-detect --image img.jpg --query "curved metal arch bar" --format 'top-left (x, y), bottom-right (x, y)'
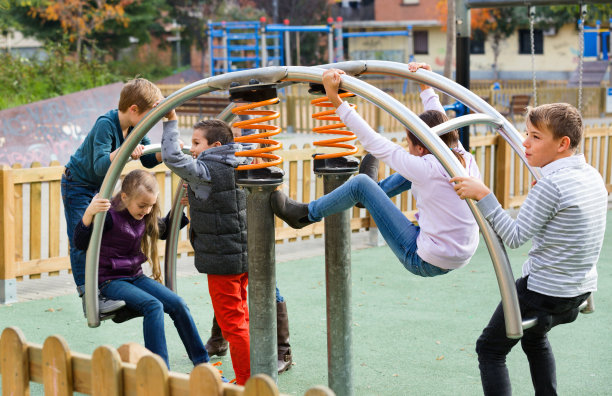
top-left (430, 114), bottom-right (503, 136)
top-left (317, 60), bottom-right (541, 181)
top-left (86, 65), bottom-right (522, 338)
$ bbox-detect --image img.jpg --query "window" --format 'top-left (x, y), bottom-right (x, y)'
top-left (470, 29), bottom-right (485, 54)
top-left (518, 29), bottom-right (543, 54)
top-left (413, 31), bottom-right (428, 54)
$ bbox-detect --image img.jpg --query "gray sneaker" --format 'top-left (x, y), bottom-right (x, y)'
top-left (99, 295), bottom-right (126, 314)
top-left (80, 292), bottom-right (126, 317)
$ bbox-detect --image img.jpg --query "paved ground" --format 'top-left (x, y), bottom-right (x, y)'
top-left (3, 218), bottom-right (611, 396)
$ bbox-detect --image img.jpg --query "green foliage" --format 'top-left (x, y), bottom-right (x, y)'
top-left (0, 43), bottom-right (113, 110)
top-left (0, 41), bottom-right (180, 110)
top-left (107, 50), bottom-right (179, 82)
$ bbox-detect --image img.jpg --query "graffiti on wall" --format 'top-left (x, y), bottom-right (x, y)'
top-left (0, 82), bottom-right (162, 166)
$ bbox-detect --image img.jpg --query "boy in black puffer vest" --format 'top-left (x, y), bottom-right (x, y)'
top-left (161, 112), bottom-right (251, 385)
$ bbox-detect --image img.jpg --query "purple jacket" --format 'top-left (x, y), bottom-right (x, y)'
top-left (98, 207), bottom-right (147, 283)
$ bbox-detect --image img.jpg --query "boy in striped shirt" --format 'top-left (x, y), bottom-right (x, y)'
top-left (451, 103), bottom-right (607, 396)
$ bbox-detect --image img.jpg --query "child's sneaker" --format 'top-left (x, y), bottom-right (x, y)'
top-left (79, 289), bottom-right (126, 317)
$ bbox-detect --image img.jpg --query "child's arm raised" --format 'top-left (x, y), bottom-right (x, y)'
top-left (160, 117), bottom-right (213, 185)
top-left (82, 195), bottom-right (111, 227)
top-left (409, 62), bottom-right (445, 114)
top-left (74, 195), bottom-right (113, 251)
top-left (321, 69), bottom-right (431, 182)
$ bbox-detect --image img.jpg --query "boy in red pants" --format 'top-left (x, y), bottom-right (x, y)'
top-left (161, 114), bottom-right (251, 385)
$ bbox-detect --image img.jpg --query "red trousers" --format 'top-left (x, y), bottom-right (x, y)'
top-left (207, 273), bottom-right (250, 385)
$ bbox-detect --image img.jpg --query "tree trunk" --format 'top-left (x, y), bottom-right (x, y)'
top-left (443, 0), bottom-right (455, 105)
top-left (491, 33), bottom-right (501, 81)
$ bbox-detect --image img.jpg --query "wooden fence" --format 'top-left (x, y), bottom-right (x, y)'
top-left (0, 326), bottom-right (333, 396)
top-left (1, 126), bottom-right (611, 297)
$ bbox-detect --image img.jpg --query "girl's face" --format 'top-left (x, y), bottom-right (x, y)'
top-left (406, 136), bottom-right (428, 157)
top-left (121, 190), bottom-right (158, 220)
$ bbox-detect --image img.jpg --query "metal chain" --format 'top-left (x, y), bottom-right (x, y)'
top-left (529, 7), bottom-right (537, 107)
top-left (577, 5), bottom-right (587, 113)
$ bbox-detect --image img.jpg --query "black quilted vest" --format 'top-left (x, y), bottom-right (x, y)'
top-left (187, 159), bottom-right (247, 274)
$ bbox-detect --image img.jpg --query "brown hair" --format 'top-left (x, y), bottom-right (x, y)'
top-left (193, 119), bottom-right (234, 145)
top-left (526, 103), bottom-right (583, 151)
top-left (117, 78), bottom-right (163, 114)
top-left (113, 169), bottom-right (162, 282)
top-left (406, 110), bottom-right (466, 167)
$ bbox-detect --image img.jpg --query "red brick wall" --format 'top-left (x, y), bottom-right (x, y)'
top-left (374, 0), bottom-right (440, 22)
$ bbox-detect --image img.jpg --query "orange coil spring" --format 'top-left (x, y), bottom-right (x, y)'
top-left (311, 92), bottom-right (358, 160)
top-left (232, 97), bottom-right (283, 170)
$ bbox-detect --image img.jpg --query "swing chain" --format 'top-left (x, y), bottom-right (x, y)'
top-left (578, 3), bottom-right (588, 114)
top-left (529, 6), bottom-right (537, 107)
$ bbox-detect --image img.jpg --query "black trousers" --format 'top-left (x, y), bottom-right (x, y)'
top-left (476, 276), bottom-right (589, 396)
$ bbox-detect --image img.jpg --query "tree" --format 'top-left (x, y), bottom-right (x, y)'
top-left (26, 0), bottom-right (140, 60)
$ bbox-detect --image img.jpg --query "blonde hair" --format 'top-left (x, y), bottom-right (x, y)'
top-left (118, 78), bottom-right (163, 114)
top-left (114, 169), bottom-right (162, 282)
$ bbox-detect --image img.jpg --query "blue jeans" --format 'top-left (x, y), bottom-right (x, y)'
top-left (100, 275), bottom-right (209, 368)
top-left (276, 286), bottom-right (284, 303)
top-left (476, 276), bottom-right (589, 396)
top-left (378, 172), bottom-right (413, 198)
top-left (61, 172), bottom-right (98, 288)
top-left (308, 174), bottom-right (448, 277)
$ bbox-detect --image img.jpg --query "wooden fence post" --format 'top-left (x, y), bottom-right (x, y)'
top-left (0, 165), bottom-right (17, 303)
top-left (494, 136), bottom-right (512, 208)
top-left (189, 364), bottom-right (223, 396)
top-left (305, 385), bottom-right (336, 396)
top-left (244, 374), bottom-right (279, 396)
top-left (136, 354), bottom-right (169, 396)
top-left (92, 345), bottom-right (123, 396)
top-left (42, 335), bottom-right (73, 396)
top-left (1, 327), bottom-right (30, 395)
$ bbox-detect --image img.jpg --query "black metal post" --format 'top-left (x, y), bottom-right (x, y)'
top-left (456, 0), bottom-right (471, 150)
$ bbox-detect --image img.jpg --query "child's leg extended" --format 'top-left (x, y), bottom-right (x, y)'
top-left (208, 273), bottom-right (250, 385)
top-left (100, 277), bottom-right (170, 367)
top-left (378, 172), bottom-right (412, 198)
top-left (309, 174), bottom-right (442, 276)
top-left (132, 275), bottom-right (209, 366)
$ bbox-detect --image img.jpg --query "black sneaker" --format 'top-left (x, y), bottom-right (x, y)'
top-left (356, 154), bottom-right (380, 208)
top-left (270, 190), bottom-right (314, 229)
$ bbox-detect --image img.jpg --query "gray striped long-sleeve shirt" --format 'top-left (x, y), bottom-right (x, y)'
top-left (477, 154), bottom-right (607, 297)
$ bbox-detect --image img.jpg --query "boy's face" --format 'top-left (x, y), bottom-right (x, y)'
top-left (523, 120), bottom-right (569, 168)
top-left (190, 128), bottom-right (219, 158)
top-left (128, 104), bottom-right (151, 127)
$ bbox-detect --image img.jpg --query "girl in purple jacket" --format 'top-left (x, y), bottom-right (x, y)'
top-left (74, 169), bottom-right (209, 369)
